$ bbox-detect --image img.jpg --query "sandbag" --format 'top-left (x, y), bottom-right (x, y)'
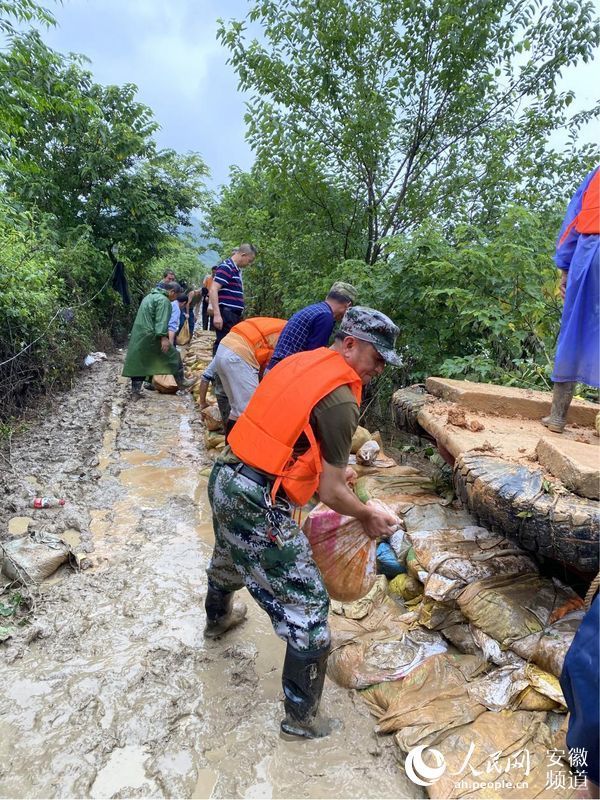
top-left (355, 473), bottom-right (435, 506)
top-left (328, 624), bottom-right (447, 689)
top-left (1, 533), bottom-right (73, 584)
top-left (405, 547), bottom-right (427, 582)
top-left (373, 653), bottom-right (487, 743)
top-left (409, 526), bottom-right (537, 601)
top-left (457, 573), bottom-right (584, 650)
top-left (418, 596), bottom-right (466, 631)
top-left (201, 405), bottom-right (223, 432)
top-left (388, 573), bottom-right (423, 602)
top-left (421, 711), bottom-right (576, 799)
top-left (303, 499), bottom-right (399, 602)
top-left (329, 575), bottom-right (388, 620)
top-left (351, 425), bottom-right (372, 453)
top-left (328, 584), bottom-right (446, 688)
top-left (389, 528), bottom-right (410, 565)
top-left (511, 608), bottom-right (585, 677)
top-left (204, 431), bottom-right (226, 451)
top-left (152, 374), bottom-right (178, 394)
top-left (176, 319), bottom-right (191, 346)
top-left (356, 440), bottom-right (380, 465)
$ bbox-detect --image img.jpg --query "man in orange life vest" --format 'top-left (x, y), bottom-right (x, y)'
top-left (203, 306), bottom-right (401, 740)
top-left (214, 316), bottom-right (287, 439)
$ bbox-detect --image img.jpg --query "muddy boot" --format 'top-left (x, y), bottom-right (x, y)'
top-left (204, 583), bottom-right (247, 639)
top-left (131, 378), bottom-right (144, 400)
top-left (542, 382), bottom-right (576, 433)
top-left (280, 643), bottom-right (340, 740)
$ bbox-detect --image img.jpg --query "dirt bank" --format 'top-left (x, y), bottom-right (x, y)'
top-left (0, 358), bottom-right (419, 799)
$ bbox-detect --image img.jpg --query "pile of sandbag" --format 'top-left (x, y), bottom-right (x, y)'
top-left (319, 453), bottom-right (585, 798)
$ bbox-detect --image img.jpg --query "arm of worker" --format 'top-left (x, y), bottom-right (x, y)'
top-left (318, 460), bottom-right (398, 540)
top-left (167, 301), bottom-right (179, 346)
top-left (559, 269), bottom-right (568, 301)
top-left (208, 281), bottom-right (222, 330)
top-left (154, 299), bottom-right (172, 352)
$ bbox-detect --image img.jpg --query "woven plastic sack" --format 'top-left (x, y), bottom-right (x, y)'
top-left (423, 711), bottom-right (577, 800)
top-left (176, 319), bottom-right (191, 346)
top-left (457, 572), bottom-right (584, 650)
top-left (201, 405), bottom-right (223, 432)
top-left (356, 440), bottom-right (380, 465)
top-left (303, 499), bottom-right (399, 602)
top-left (372, 653), bottom-right (487, 742)
top-left (152, 374), bottom-right (178, 394)
top-left (511, 608), bottom-right (585, 677)
top-left (204, 431), bottom-right (226, 451)
top-left (409, 526), bottom-right (537, 602)
top-left (1, 533), bottom-right (73, 584)
top-left (351, 426), bottom-right (372, 453)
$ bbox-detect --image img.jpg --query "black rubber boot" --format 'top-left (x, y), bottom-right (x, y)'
top-left (280, 643), bottom-right (340, 740)
top-left (131, 378), bottom-right (144, 400)
top-left (542, 381), bottom-right (576, 433)
top-left (204, 583), bottom-right (247, 639)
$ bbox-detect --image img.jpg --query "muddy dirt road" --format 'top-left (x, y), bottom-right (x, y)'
top-left (0, 357), bottom-right (419, 799)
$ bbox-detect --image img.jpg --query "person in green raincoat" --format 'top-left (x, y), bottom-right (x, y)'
top-left (122, 282), bottom-right (196, 398)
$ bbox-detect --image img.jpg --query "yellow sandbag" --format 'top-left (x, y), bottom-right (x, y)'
top-left (457, 573), bottom-right (584, 650)
top-left (351, 426), bottom-right (372, 453)
top-left (388, 573), bottom-right (423, 601)
top-left (376, 653), bottom-right (487, 741)
top-left (204, 431), bottom-right (225, 450)
top-left (176, 319), bottom-right (191, 346)
top-left (421, 710), bottom-right (577, 799)
top-left (152, 374), bottom-right (178, 394)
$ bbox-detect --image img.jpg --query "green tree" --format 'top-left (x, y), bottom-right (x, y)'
top-left (0, 32), bottom-right (209, 267)
top-left (219, 0), bottom-right (599, 263)
top-left (382, 206), bottom-right (564, 387)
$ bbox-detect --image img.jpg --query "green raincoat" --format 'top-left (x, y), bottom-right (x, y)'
top-left (122, 288), bottom-right (181, 377)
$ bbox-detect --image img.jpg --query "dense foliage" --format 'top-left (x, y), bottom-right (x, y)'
top-left (0, 2), bottom-right (209, 421)
top-left (208, 0), bottom-right (599, 398)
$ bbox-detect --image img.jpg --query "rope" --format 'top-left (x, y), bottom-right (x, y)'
top-left (0, 265), bottom-right (117, 368)
top-left (584, 571), bottom-right (600, 610)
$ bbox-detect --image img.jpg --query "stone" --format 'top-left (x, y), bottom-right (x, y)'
top-left (536, 437), bottom-right (599, 500)
top-left (425, 377), bottom-right (598, 426)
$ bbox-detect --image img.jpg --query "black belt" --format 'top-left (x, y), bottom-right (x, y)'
top-left (228, 461), bottom-right (272, 488)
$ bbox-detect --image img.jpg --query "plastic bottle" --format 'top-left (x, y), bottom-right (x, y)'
top-left (32, 497), bottom-right (66, 509)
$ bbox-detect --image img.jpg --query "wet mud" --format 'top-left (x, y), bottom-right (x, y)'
top-left (0, 357), bottom-right (419, 799)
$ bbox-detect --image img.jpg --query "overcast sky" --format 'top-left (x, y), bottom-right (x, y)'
top-left (42, 0), bottom-right (599, 192)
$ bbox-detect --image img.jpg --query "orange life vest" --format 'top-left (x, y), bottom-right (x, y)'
top-left (559, 167), bottom-right (600, 246)
top-left (230, 317), bottom-right (287, 368)
top-left (228, 348), bottom-right (362, 506)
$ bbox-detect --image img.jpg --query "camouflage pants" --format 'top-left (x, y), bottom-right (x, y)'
top-left (206, 462), bottom-right (330, 651)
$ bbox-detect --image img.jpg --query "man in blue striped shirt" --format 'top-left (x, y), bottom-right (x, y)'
top-left (209, 244), bottom-right (257, 355)
top-left (266, 281), bottom-right (357, 372)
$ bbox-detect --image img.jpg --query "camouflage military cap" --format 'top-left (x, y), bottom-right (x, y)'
top-left (329, 281), bottom-right (358, 304)
top-left (339, 306), bottom-right (402, 366)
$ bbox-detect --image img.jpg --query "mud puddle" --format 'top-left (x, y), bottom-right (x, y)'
top-left (0, 358), bottom-right (418, 799)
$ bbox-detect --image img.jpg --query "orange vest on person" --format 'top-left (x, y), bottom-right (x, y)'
top-left (230, 317), bottom-right (287, 368)
top-left (559, 168), bottom-right (600, 246)
top-left (228, 348), bottom-right (362, 506)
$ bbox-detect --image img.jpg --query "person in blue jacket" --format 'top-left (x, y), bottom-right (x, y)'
top-left (542, 167), bottom-right (599, 432)
top-left (560, 590), bottom-right (599, 796)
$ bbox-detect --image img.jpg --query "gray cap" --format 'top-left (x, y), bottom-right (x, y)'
top-left (339, 306), bottom-right (402, 366)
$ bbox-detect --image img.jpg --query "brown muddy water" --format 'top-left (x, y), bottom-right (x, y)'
top-left (0, 357), bottom-right (420, 800)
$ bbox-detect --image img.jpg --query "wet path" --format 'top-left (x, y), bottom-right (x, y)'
top-left (0, 362), bottom-right (417, 799)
